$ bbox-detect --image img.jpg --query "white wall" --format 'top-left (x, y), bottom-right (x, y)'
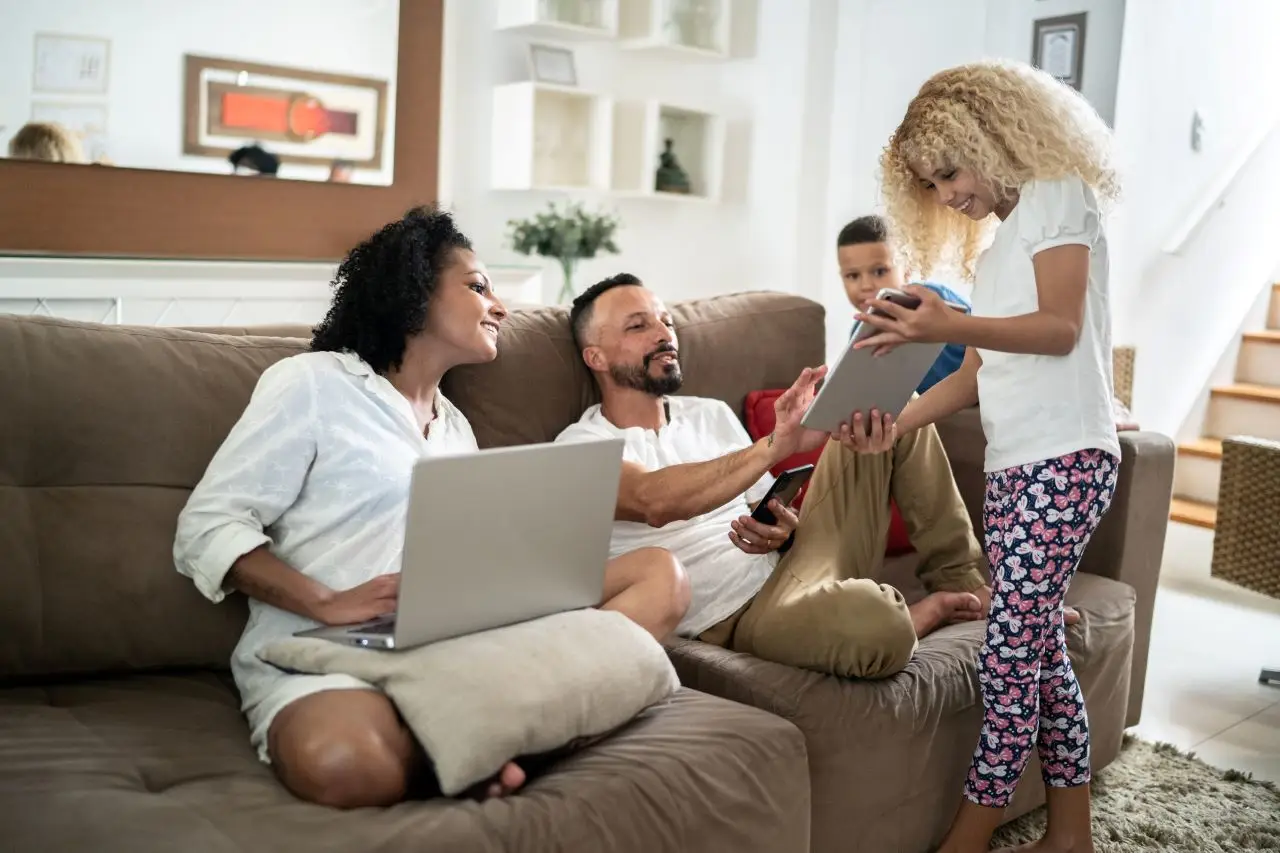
top-left (0, 0), bottom-right (398, 183)
top-left (1109, 0), bottom-right (1280, 436)
top-left (439, 0), bottom-right (820, 306)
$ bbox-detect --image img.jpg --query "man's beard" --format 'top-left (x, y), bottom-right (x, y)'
top-left (610, 347), bottom-right (683, 397)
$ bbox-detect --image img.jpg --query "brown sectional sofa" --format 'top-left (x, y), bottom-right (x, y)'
top-left (0, 291), bottom-right (1175, 853)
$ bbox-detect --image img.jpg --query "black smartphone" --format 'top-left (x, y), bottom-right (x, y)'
top-left (750, 464), bottom-right (815, 525)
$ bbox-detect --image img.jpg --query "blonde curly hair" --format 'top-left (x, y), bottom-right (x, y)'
top-left (880, 59), bottom-right (1119, 281)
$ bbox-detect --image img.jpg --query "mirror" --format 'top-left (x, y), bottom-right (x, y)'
top-left (0, 0), bottom-right (399, 185)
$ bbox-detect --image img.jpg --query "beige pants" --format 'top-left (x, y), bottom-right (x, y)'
top-left (699, 424), bottom-right (985, 679)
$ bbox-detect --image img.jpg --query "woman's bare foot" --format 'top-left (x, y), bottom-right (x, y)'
top-left (1064, 606), bottom-right (1081, 626)
top-left (481, 761), bottom-right (526, 800)
top-left (909, 591), bottom-right (983, 638)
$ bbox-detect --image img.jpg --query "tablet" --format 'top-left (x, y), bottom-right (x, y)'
top-left (800, 324), bottom-right (944, 434)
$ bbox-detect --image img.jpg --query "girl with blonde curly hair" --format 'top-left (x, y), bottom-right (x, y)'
top-left (851, 60), bottom-right (1121, 853)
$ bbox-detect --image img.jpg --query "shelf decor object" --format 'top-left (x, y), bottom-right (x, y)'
top-left (496, 0), bottom-right (620, 40)
top-left (610, 100), bottom-right (723, 200)
top-left (528, 44), bottom-right (578, 86)
top-left (618, 0), bottom-right (730, 59)
top-left (507, 201), bottom-right (621, 303)
top-left (491, 82), bottom-right (613, 191)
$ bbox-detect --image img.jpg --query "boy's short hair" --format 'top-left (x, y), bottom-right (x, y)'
top-left (836, 215), bottom-right (889, 248)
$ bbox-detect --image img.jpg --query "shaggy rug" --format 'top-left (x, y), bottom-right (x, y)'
top-left (991, 734), bottom-right (1279, 851)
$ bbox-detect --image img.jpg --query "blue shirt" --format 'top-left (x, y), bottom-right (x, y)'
top-left (851, 281), bottom-right (970, 395)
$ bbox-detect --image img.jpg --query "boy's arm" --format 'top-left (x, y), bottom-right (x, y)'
top-left (896, 347), bottom-right (982, 434)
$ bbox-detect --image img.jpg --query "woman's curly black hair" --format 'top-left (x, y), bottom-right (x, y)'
top-left (311, 205), bottom-right (472, 374)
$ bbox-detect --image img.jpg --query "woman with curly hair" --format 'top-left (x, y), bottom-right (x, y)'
top-left (850, 61), bottom-right (1121, 853)
top-left (175, 207), bottom-right (689, 808)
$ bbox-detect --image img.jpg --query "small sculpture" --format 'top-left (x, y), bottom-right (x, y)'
top-left (654, 138), bottom-right (691, 194)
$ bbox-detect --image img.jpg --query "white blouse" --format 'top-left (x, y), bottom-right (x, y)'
top-left (174, 350), bottom-right (477, 722)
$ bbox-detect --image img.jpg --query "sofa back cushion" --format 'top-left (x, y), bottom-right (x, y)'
top-left (443, 292), bottom-right (825, 448)
top-left (0, 292), bottom-right (824, 679)
top-left (0, 316), bottom-right (307, 679)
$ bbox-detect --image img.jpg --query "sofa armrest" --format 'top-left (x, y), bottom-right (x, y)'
top-left (1077, 430), bottom-right (1175, 727)
top-left (935, 412), bottom-right (1174, 727)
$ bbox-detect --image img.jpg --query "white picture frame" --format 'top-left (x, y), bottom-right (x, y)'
top-left (32, 33), bottom-right (111, 95)
top-left (528, 44), bottom-right (577, 87)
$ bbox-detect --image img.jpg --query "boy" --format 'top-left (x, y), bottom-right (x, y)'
top-left (836, 215), bottom-right (966, 394)
top-left (835, 214), bottom-right (1138, 427)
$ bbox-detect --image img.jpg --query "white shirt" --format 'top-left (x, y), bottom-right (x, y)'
top-left (971, 176), bottom-right (1121, 472)
top-left (556, 397), bottom-right (775, 637)
top-left (173, 351), bottom-right (477, 717)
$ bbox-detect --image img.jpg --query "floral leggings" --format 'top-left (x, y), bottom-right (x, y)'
top-left (964, 449), bottom-right (1119, 808)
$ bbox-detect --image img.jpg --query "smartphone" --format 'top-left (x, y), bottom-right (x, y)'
top-left (750, 464), bottom-right (815, 525)
top-left (873, 287), bottom-right (922, 310)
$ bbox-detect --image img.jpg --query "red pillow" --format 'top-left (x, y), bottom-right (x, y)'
top-left (743, 390), bottom-right (915, 556)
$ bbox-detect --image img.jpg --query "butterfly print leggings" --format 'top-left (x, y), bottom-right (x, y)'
top-left (964, 449), bottom-right (1119, 808)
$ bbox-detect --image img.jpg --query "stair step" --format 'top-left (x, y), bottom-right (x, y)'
top-left (1210, 383), bottom-right (1280, 404)
top-left (1173, 448), bottom-right (1221, 504)
top-left (1170, 497), bottom-right (1217, 530)
top-left (1242, 330), bottom-right (1280, 344)
top-left (1177, 437), bottom-right (1223, 459)
top-left (1238, 334), bottom-right (1280, 386)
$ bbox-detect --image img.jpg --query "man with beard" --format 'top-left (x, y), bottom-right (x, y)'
top-left (555, 273), bottom-right (990, 679)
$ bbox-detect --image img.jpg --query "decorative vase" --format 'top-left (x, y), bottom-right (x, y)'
top-left (557, 256), bottom-right (578, 304)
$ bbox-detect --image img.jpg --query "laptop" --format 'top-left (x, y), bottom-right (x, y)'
top-left (295, 437), bottom-right (626, 651)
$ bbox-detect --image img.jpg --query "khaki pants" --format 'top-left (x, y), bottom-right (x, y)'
top-left (699, 424), bottom-right (985, 679)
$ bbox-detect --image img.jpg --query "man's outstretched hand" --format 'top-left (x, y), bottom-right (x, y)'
top-left (770, 366), bottom-right (830, 459)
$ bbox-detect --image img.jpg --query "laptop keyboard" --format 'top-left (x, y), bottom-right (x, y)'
top-left (354, 616), bottom-right (396, 635)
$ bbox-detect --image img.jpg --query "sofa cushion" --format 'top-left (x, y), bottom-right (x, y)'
top-left (0, 316), bottom-right (307, 679)
top-left (667, 571), bottom-right (1136, 853)
top-left (0, 681), bottom-right (811, 853)
top-left (259, 609), bottom-right (680, 795)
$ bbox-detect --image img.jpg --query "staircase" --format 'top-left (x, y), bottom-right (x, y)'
top-left (1171, 282), bottom-right (1280, 528)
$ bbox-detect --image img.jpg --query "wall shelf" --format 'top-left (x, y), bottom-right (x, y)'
top-left (612, 102), bottom-right (724, 200)
top-left (491, 83), bottom-right (613, 192)
top-left (496, 0), bottom-right (619, 40)
top-left (618, 0), bottom-right (730, 60)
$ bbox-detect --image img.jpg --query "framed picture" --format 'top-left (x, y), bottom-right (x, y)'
top-left (1032, 13), bottom-right (1087, 90)
top-left (182, 54), bottom-right (388, 169)
top-left (32, 33), bottom-right (111, 94)
top-left (528, 44), bottom-right (577, 87)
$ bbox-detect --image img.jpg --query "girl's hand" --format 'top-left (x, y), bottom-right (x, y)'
top-left (853, 285), bottom-right (959, 354)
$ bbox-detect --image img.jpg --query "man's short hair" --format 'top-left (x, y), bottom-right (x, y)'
top-left (569, 273), bottom-right (643, 351)
top-left (836, 215), bottom-right (889, 248)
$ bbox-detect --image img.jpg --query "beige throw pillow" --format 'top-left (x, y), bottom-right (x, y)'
top-left (259, 608), bottom-right (679, 795)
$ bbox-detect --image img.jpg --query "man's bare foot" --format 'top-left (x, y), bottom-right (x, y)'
top-left (479, 761), bottom-right (526, 800)
top-left (993, 834), bottom-right (1093, 853)
top-left (909, 591), bottom-right (983, 638)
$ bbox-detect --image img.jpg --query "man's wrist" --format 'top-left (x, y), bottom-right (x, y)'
top-left (761, 430), bottom-right (791, 467)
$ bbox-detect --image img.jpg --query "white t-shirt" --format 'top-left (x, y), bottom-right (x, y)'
top-left (971, 176), bottom-right (1121, 472)
top-left (556, 396), bottom-right (775, 637)
top-left (174, 351), bottom-right (478, 726)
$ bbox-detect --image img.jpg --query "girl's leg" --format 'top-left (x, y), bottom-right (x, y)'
top-left (938, 470), bottom-right (1026, 852)
top-left (999, 451), bottom-right (1118, 853)
top-left (941, 454), bottom-right (1111, 853)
